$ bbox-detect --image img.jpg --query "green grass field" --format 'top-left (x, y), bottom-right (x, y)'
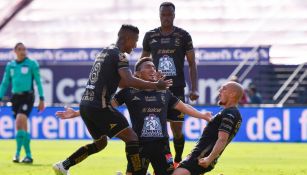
top-left (0, 140), bottom-right (306, 175)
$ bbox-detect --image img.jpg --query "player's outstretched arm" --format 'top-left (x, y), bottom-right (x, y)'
top-left (55, 107), bottom-right (80, 119)
top-left (174, 101), bottom-right (211, 121)
top-left (118, 67), bottom-right (172, 90)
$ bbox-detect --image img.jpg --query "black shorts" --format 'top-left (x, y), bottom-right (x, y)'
top-left (11, 92), bottom-right (34, 118)
top-left (127, 139), bottom-right (174, 175)
top-left (167, 87), bottom-right (185, 122)
top-left (79, 105), bottom-right (129, 139)
top-left (178, 137), bottom-right (216, 175)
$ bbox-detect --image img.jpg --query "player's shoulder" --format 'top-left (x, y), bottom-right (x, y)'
top-left (174, 26), bottom-right (191, 36)
top-left (145, 27), bottom-right (160, 37)
top-left (222, 107), bottom-right (241, 119)
top-left (104, 44), bottom-right (120, 55)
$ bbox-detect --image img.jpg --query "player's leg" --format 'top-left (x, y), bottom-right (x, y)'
top-left (113, 107), bottom-right (145, 175)
top-left (170, 121), bottom-right (185, 165)
top-left (53, 105), bottom-right (108, 175)
top-left (14, 113), bottom-right (27, 163)
top-left (149, 140), bottom-right (174, 175)
top-left (168, 87), bottom-right (186, 166)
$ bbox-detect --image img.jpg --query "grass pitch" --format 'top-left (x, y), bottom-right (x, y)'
top-left (0, 140), bottom-right (306, 175)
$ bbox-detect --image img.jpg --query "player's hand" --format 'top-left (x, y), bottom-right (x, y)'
top-left (0, 101), bottom-right (4, 106)
top-left (189, 90), bottom-right (199, 101)
top-left (55, 107), bottom-right (80, 119)
top-left (202, 111), bottom-right (212, 122)
top-left (38, 100), bottom-right (45, 113)
top-left (156, 75), bottom-right (173, 90)
top-left (155, 70), bottom-right (163, 80)
top-left (198, 157), bottom-right (212, 168)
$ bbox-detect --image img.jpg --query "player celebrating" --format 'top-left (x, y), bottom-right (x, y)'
top-left (56, 57), bottom-right (211, 175)
top-left (0, 42), bottom-right (45, 163)
top-left (52, 24), bottom-right (172, 175)
top-left (172, 82), bottom-right (243, 175)
top-left (140, 2), bottom-right (199, 166)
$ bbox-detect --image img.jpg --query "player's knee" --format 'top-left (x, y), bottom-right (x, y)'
top-left (94, 136), bottom-right (108, 151)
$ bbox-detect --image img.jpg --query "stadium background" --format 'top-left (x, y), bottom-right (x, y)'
top-left (0, 0), bottom-right (307, 174)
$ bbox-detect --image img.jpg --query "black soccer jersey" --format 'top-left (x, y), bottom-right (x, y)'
top-left (199, 107), bottom-right (242, 157)
top-left (114, 88), bottom-right (180, 142)
top-left (80, 44), bottom-right (129, 108)
top-left (142, 26), bottom-right (194, 87)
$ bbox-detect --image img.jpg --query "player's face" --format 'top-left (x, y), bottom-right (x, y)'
top-left (160, 6), bottom-right (175, 28)
top-left (125, 33), bottom-right (138, 54)
top-left (14, 44), bottom-right (26, 60)
top-left (138, 61), bottom-right (157, 82)
top-left (218, 84), bottom-right (230, 106)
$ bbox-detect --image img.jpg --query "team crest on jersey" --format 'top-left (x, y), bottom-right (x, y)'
top-left (158, 55), bottom-right (177, 76)
top-left (119, 53), bottom-right (128, 62)
top-left (141, 114), bottom-right (163, 137)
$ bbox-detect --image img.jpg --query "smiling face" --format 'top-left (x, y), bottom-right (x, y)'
top-left (159, 5), bottom-right (175, 28)
top-left (135, 61), bottom-right (157, 82)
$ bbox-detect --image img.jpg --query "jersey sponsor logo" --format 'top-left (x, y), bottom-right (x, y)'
top-left (110, 123), bottom-right (117, 129)
top-left (142, 108), bottom-right (162, 113)
top-left (81, 90), bottom-right (95, 101)
top-left (157, 49), bottom-right (176, 54)
top-left (158, 55), bottom-right (177, 76)
top-left (141, 114), bottom-right (163, 137)
top-left (161, 38), bottom-right (171, 44)
top-left (145, 96), bottom-right (157, 102)
top-left (21, 66), bottom-right (29, 74)
top-left (89, 62), bottom-right (101, 84)
top-left (132, 96), bottom-right (141, 101)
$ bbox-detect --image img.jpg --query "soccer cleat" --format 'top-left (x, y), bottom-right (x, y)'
top-left (21, 157), bottom-right (33, 164)
top-left (12, 155), bottom-right (20, 163)
top-left (115, 171), bottom-right (123, 175)
top-left (53, 161), bottom-right (70, 175)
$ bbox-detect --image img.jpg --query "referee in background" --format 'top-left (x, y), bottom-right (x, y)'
top-left (0, 42), bottom-right (45, 163)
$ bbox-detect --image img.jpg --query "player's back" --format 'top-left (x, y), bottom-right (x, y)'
top-left (81, 45), bottom-right (129, 108)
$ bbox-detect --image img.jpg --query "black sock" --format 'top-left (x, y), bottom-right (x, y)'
top-left (63, 142), bottom-right (102, 170)
top-left (126, 141), bottom-right (144, 174)
top-left (174, 135), bottom-right (185, 163)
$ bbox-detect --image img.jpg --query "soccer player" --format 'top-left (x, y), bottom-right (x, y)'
top-left (56, 57), bottom-right (211, 175)
top-left (52, 24), bottom-right (172, 175)
top-left (140, 2), bottom-right (199, 166)
top-left (0, 42), bottom-right (45, 163)
top-left (172, 82), bottom-right (243, 175)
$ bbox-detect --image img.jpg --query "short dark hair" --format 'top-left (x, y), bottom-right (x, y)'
top-left (119, 24), bottom-right (139, 35)
top-left (134, 57), bottom-right (153, 72)
top-left (14, 42), bottom-right (24, 50)
top-left (160, 2), bottom-right (175, 11)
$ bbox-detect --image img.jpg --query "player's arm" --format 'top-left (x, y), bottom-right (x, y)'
top-left (198, 131), bottom-right (229, 168)
top-left (32, 61), bottom-right (45, 112)
top-left (56, 107), bottom-right (80, 119)
top-left (186, 50), bottom-right (199, 101)
top-left (118, 68), bottom-right (172, 90)
top-left (111, 99), bottom-right (119, 108)
top-left (174, 100), bottom-right (211, 121)
top-left (140, 32), bottom-right (151, 59)
top-left (0, 63), bottom-right (11, 102)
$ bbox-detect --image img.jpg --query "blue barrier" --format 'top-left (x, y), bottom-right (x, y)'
top-left (0, 106), bottom-right (306, 142)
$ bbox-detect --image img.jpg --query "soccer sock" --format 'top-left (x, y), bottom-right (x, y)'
top-left (125, 141), bottom-right (143, 174)
top-left (23, 132), bottom-right (32, 158)
top-left (15, 130), bottom-right (25, 157)
top-left (174, 135), bottom-right (185, 163)
top-left (63, 142), bottom-right (102, 170)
